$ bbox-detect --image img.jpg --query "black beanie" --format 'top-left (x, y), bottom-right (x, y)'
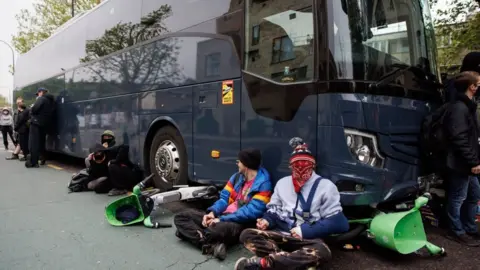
top-left (238, 148), bottom-right (262, 170)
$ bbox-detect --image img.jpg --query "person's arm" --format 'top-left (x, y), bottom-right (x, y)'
top-left (219, 180), bottom-right (272, 223)
top-left (261, 184), bottom-right (284, 229)
top-left (206, 174), bottom-right (238, 217)
top-left (445, 105), bottom-right (480, 167)
top-left (300, 182), bottom-right (347, 239)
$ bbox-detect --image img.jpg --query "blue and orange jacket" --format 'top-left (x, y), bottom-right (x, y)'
top-left (206, 167), bottom-right (272, 223)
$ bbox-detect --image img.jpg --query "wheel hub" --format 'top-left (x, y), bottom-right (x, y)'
top-left (154, 140), bottom-right (181, 183)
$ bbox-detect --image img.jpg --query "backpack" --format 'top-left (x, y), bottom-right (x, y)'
top-left (68, 169), bottom-right (91, 193)
top-left (419, 103), bottom-right (450, 172)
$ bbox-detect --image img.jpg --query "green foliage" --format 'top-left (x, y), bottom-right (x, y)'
top-left (430, 0), bottom-right (480, 72)
top-left (11, 0), bottom-right (98, 54)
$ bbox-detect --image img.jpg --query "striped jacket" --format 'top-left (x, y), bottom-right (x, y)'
top-left (207, 167), bottom-right (273, 223)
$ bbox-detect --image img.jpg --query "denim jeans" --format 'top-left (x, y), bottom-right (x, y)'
top-left (446, 170), bottom-right (480, 235)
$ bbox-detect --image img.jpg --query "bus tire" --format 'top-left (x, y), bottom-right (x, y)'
top-left (149, 126), bottom-right (188, 190)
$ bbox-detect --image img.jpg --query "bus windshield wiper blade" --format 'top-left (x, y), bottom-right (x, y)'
top-left (369, 64), bottom-right (413, 90)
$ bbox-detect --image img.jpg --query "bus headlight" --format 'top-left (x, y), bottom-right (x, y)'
top-left (344, 129), bottom-right (384, 168)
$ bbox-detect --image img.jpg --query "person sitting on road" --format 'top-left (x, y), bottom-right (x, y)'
top-left (85, 130), bottom-right (116, 168)
top-left (173, 148), bottom-right (272, 261)
top-left (235, 138), bottom-right (349, 270)
top-left (90, 143), bottom-right (143, 196)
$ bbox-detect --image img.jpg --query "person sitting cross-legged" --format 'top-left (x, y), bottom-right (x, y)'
top-left (235, 138), bottom-right (349, 270)
top-left (173, 148), bottom-right (273, 261)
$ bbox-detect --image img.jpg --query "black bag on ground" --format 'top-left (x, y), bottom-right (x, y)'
top-left (68, 169), bottom-right (91, 193)
top-left (419, 103), bottom-right (450, 173)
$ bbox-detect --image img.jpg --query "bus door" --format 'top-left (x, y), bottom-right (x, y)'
top-left (193, 79), bottom-right (242, 185)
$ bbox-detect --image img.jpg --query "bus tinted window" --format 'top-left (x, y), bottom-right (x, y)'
top-left (328, 0), bottom-right (438, 82)
top-left (245, 0), bottom-right (314, 83)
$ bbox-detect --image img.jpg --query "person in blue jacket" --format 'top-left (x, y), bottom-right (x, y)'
top-left (235, 138), bottom-right (349, 270)
top-left (173, 148), bottom-right (272, 261)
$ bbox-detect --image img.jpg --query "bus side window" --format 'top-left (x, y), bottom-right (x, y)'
top-left (244, 0), bottom-right (315, 83)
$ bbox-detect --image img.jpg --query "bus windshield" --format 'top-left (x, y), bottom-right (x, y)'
top-left (328, 0), bottom-right (438, 84)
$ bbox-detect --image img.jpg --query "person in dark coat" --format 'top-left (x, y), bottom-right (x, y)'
top-left (90, 143), bottom-right (143, 196)
top-left (443, 71), bottom-right (480, 246)
top-left (6, 97), bottom-right (25, 160)
top-left (26, 87), bottom-right (55, 168)
top-left (14, 101), bottom-right (30, 161)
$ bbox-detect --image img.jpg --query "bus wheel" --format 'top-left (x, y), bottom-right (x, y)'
top-left (149, 126), bottom-right (188, 190)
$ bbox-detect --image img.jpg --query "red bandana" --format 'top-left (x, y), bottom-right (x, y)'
top-left (291, 160), bottom-right (315, 193)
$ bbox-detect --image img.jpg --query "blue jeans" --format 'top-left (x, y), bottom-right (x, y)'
top-left (446, 171), bottom-right (480, 235)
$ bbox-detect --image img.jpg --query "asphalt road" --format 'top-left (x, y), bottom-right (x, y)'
top-left (0, 149), bottom-right (480, 270)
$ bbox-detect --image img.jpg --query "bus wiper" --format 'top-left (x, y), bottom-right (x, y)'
top-left (369, 64), bottom-right (415, 90)
top-left (369, 63), bottom-right (441, 91)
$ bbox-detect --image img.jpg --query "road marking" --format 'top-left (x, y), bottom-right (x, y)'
top-left (47, 164), bottom-right (63, 170)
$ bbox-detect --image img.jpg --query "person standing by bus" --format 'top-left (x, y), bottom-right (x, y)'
top-left (26, 87), bottom-right (55, 168)
top-left (443, 71), bottom-right (480, 246)
top-left (6, 98), bottom-right (24, 160)
top-left (0, 107), bottom-right (16, 151)
top-left (14, 99), bottom-right (30, 161)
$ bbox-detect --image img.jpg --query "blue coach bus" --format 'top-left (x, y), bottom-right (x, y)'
top-left (14, 0), bottom-right (441, 209)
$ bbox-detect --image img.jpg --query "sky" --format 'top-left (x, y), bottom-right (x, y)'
top-left (0, 0), bottom-right (34, 103)
top-left (0, 0), bottom-right (453, 104)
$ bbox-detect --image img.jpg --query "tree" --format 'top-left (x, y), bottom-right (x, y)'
top-left (430, 0), bottom-right (480, 72)
top-left (12, 0), bottom-right (98, 54)
top-left (79, 4), bottom-right (184, 97)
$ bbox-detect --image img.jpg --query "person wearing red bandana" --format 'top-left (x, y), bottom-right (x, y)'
top-left (235, 138), bottom-right (349, 270)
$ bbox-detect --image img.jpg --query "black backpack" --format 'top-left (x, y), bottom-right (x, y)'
top-left (419, 103), bottom-right (450, 172)
top-left (68, 169), bottom-right (91, 193)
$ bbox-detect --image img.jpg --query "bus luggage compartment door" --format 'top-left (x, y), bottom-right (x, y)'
top-left (192, 79), bottom-right (242, 185)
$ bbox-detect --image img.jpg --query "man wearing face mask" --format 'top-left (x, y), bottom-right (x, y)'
top-left (83, 130), bottom-right (117, 191)
top-left (0, 108), bottom-right (17, 151)
top-left (85, 130), bottom-right (116, 168)
top-left (173, 148), bottom-right (272, 261)
top-left (235, 138), bottom-right (349, 270)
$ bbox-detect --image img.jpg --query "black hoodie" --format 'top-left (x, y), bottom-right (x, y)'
top-left (30, 93), bottom-right (55, 128)
top-left (445, 52), bottom-right (480, 103)
top-left (460, 52), bottom-right (480, 73)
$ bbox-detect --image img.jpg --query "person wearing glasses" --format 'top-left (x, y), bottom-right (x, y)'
top-left (173, 148), bottom-right (273, 261)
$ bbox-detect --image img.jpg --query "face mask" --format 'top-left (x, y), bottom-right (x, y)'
top-left (101, 135), bottom-right (115, 146)
top-left (291, 160), bottom-right (315, 193)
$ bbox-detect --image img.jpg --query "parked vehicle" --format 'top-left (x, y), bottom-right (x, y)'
top-left (13, 0), bottom-right (442, 216)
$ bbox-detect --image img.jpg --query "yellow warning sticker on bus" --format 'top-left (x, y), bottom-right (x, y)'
top-left (222, 80), bottom-right (234, 105)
